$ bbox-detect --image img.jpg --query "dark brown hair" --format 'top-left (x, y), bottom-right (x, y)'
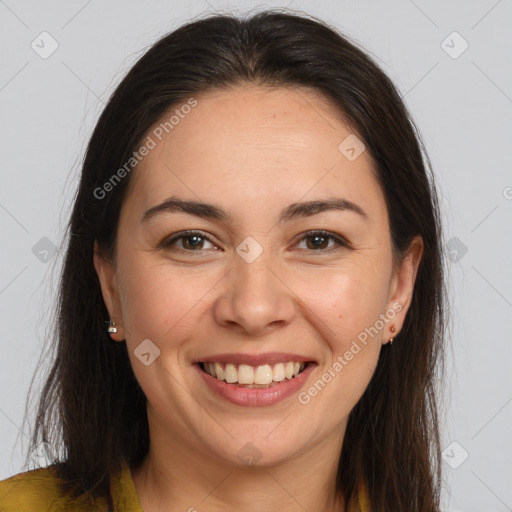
top-left (22, 9), bottom-right (446, 511)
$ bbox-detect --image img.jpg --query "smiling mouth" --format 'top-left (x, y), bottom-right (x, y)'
top-left (199, 361), bottom-right (309, 388)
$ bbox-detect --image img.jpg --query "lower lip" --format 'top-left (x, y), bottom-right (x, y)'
top-left (195, 363), bottom-right (316, 407)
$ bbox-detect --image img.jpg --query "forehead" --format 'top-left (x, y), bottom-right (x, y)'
top-left (124, 84), bottom-right (385, 223)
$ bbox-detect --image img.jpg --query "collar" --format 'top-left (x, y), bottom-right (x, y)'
top-left (110, 459), bottom-right (144, 512)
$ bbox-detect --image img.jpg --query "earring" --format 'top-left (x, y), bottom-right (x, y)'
top-left (389, 324), bottom-right (396, 344)
top-left (106, 320), bottom-right (118, 334)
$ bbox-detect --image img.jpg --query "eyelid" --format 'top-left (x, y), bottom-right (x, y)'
top-left (161, 230), bottom-right (220, 251)
top-left (160, 229), bottom-right (350, 252)
top-left (293, 230), bottom-right (350, 251)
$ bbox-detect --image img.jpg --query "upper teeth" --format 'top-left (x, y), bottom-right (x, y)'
top-left (203, 361), bottom-right (305, 385)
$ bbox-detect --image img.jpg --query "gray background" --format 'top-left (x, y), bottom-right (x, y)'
top-left (1, 1), bottom-right (511, 510)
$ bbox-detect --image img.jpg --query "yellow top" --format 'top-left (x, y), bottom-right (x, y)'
top-left (0, 459), bottom-right (369, 511)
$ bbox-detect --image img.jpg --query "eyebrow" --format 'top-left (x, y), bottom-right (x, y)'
top-left (141, 196), bottom-right (367, 224)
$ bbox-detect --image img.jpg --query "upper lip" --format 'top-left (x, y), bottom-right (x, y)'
top-left (194, 352), bottom-right (316, 366)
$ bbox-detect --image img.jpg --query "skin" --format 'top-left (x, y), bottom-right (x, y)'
top-left (94, 84), bottom-right (423, 512)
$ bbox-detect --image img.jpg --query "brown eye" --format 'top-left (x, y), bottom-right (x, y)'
top-left (161, 231), bottom-right (218, 252)
top-left (181, 234), bottom-right (205, 250)
top-left (296, 231), bottom-right (348, 252)
top-left (305, 233), bottom-right (329, 250)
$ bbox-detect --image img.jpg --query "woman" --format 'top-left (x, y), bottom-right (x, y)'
top-left (0, 9), bottom-right (446, 512)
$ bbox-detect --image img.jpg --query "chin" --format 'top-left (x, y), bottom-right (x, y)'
top-left (201, 428), bottom-right (310, 469)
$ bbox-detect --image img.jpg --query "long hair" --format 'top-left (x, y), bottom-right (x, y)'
top-left (23, 9), bottom-right (446, 511)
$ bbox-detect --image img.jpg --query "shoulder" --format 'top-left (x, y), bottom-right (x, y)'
top-left (0, 466), bottom-right (103, 512)
top-left (0, 466), bottom-right (61, 511)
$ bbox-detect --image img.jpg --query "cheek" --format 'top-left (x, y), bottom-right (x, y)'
top-left (117, 255), bottom-right (220, 345)
top-left (296, 261), bottom-right (390, 342)
top-left (292, 262), bottom-right (388, 397)
top-left (300, 271), bottom-right (385, 405)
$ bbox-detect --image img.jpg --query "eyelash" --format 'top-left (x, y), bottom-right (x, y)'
top-left (160, 229), bottom-right (349, 254)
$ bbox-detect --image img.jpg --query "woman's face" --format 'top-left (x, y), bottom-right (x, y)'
top-left (95, 84), bottom-right (422, 468)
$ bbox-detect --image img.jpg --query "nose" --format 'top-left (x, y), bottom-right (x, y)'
top-left (212, 250), bottom-right (296, 336)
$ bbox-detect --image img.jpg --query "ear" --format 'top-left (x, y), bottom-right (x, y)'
top-left (383, 235), bottom-right (423, 344)
top-left (93, 240), bottom-right (125, 341)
